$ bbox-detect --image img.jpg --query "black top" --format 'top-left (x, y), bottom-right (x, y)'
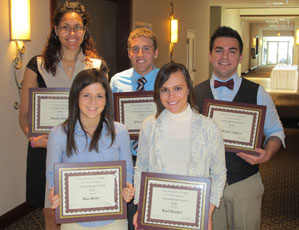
top-left (194, 78), bottom-right (260, 185)
top-left (26, 56), bottom-right (47, 88)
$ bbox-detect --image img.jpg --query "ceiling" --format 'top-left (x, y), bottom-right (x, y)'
top-left (210, 0), bottom-right (299, 8)
top-left (210, 0), bottom-right (299, 30)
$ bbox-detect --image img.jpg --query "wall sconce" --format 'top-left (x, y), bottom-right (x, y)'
top-left (170, 16), bottom-right (178, 44)
top-left (296, 29), bottom-right (299, 45)
top-left (10, 0), bottom-right (31, 109)
top-left (277, 32), bottom-right (281, 36)
top-left (170, 1), bottom-right (178, 62)
top-left (10, 0), bottom-right (31, 41)
top-left (252, 37), bottom-right (256, 48)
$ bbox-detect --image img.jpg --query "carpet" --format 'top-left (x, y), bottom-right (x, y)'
top-left (3, 129), bottom-right (299, 230)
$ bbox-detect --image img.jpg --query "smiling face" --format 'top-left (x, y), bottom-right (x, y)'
top-left (128, 36), bottom-right (158, 76)
top-left (79, 83), bottom-right (106, 126)
top-left (159, 71), bottom-right (189, 114)
top-left (209, 37), bottom-right (243, 80)
top-left (55, 12), bottom-right (85, 52)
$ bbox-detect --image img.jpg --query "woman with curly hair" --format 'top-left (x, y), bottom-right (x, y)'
top-left (18, 1), bottom-right (107, 228)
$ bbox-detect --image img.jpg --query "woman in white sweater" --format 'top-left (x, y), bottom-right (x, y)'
top-left (133, 62), bottom-right (226, 230)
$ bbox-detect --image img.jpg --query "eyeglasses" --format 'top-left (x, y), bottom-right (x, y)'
top-left (58, 25), bottom-right (84, 33)
top-left (130, 46), bottom-right (153, 54)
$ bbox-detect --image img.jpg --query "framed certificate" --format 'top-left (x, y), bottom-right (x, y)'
top-left (54, 161), bottom-right (127, 224)
top-left (29, 88), bottom-right (70, 137)
top-left (137, 172), bottom-right (211, 230)
top-left (203, 99), bottom-right (266, 156)
top-left (113, 91), bottom-right (156, 139)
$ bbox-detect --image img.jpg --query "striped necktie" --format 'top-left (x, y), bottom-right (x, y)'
top-left (133, 76), bottom-right (147, 155)
top-left (136, 77), bottom-right (147, 91)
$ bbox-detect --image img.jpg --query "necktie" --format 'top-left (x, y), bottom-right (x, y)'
top-left (214, 79), bottom-right (234, 90)
top-left (133, 76), bottom-right (147, 155)
top-left (136, 77), bottom-right (147, 91)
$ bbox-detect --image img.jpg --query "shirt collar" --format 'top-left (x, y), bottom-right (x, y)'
top-left (75, 120), bottom-right (85, 136)
top-left (211, 72), bottom-right (241, 87)
top-left (212, 72), bottom-right (239, 82)
top-left (133, 65), bottom-right (157, 81)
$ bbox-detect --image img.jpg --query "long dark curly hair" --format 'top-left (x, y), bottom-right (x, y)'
top-left (42, 1), bottom-right (98, 75)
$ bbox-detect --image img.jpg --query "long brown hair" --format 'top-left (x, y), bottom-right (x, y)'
top-left (63, 68), bottom-right (115, 156)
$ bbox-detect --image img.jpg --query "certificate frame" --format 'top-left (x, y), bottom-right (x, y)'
top-left (54, 161), bottom-right (127, 224)
top-left (203, 99), bottom-right (266, 156)
top-left (113, 91), bottom-right (156, 139)
top-left (137, 172), bottom-right (211, 230)
top-left (28, 88), bottom-right (70, 137)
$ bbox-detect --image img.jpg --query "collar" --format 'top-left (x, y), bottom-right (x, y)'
top-left (74, 120), bottom-right (85, 136)
top-left (211, 72), bottom-right (241, 88)
top-left (165, 104), bottom-right (192, 121)
top-left (133, 65), bottom-right (157, 82)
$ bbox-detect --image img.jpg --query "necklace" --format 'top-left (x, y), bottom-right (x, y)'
top-left (67, 67), bottom-right (72, 71)
top-left (84, 127), bottom-right (94, 136)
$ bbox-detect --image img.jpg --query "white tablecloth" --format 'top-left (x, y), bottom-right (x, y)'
top-left (270, 64), bottom-right (298, 91)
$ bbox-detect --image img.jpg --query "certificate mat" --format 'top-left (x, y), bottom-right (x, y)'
top-left (203, 99), bottom-right (266, 156)
top-left (54, 161), bottom-right (127, 224)
top-left (29, 88), bottom-right (70, 136)
top-left (113, 91), bottom-right (156, 139)
top-left (137, 172), bottom-right (211, 230)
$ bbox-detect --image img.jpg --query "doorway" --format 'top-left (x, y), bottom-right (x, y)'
top-left (262, 36), bottom-right (293, 65)
top-left (186, 30), bottom-right (196, 83)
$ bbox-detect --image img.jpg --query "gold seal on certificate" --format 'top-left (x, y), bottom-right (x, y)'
top-left (203, 99), bottom-right (266, 156)
top-left (54, 161), bottom-right (127, 224)
top-left (28, 88), bottom-right (70, 136)
top-left (113, 91), bottom-right (156, 139)
top-left (137, 172), bottom-right (211, 230)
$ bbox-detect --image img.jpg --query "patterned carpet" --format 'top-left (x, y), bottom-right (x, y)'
top-left (4, 129), bottom-right (299, 229)
top-left (260, 128), bottom-right (299, 230)
top-left (4, 208), bottom-right (45, 229)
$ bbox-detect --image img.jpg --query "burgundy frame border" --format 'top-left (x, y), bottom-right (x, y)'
top-left (137, 172), bottom-right (211, 230)
top-left (113, 91), bottom-right (154, 140)
top-left (28, 88), bottom-right (70, 137)
top-left (54, 161), bottom-right (127, 224)
top-left (203, 98), bottom-right (266, 156)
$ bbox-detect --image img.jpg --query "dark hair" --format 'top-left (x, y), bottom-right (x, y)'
top-left (42, 1), bottom-right (98, 75)
top-left (210, 26), bottom-right (243, 55)
top-left (128, 28), bottom-right (158, 51)
top-left (153, 62), bottom-right (196, 118)
top-left (63, 68), bottom-right (115, 156)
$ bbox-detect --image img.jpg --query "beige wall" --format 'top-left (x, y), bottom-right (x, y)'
top-left (0, 0), bottom-right (50, 215)
top-left (241, 20), bottom-right (250, 73)
top-left (294, 19), bottom-right (299, 65)
top-left (220, 8), bottom-right (244, 76)
top-left (210, 6), bottom-right (222, 76)
top-left (132, 0), bottom-right (210, 85)
top-left (250, 24), bottom-right (262, 68)
top-left (1, 0), bottom-right (211, 215)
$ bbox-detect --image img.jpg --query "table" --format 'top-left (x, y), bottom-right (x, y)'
top-left (270, 64), bottom-right (298, 92)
